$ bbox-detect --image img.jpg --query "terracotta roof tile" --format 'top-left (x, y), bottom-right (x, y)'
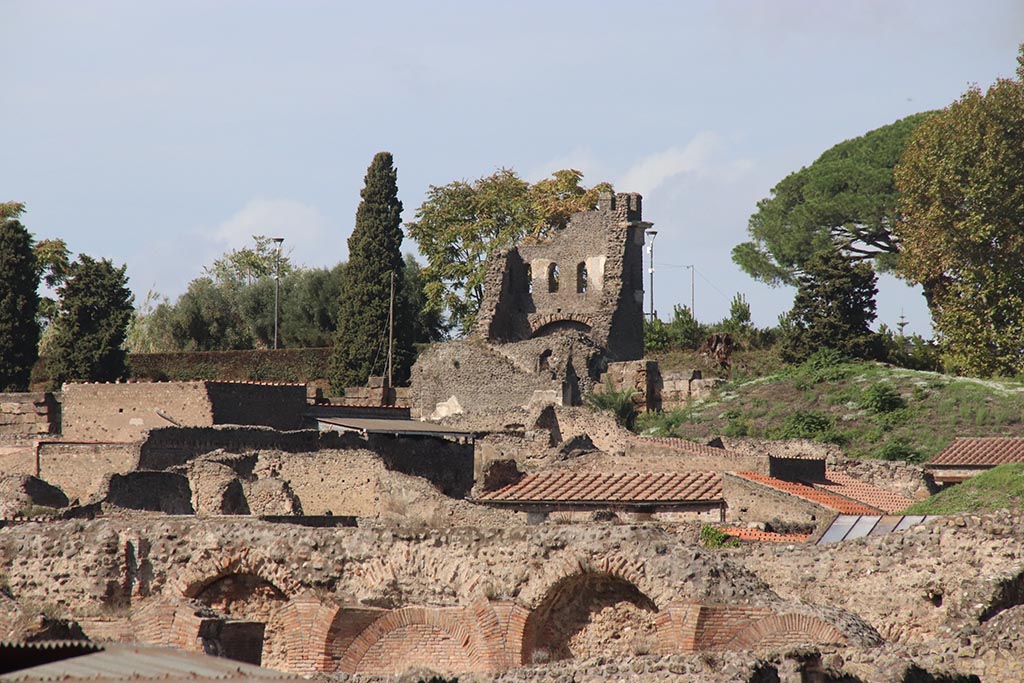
top-left (476, 470), bottom-right (722, 504)
top-left (733, 471), bottom-right (880, 515)
top-left (719, 527), bottom-right (811, 543)
top-left (816, 471), bottom-right (916, 514)
top-left (928, 437), bottom-right (1024, 466)
top-left (631, 436), bottom-right (749, 458)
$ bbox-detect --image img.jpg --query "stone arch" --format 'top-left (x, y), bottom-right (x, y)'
top-left (521, 573), bottom-right (660, 664)
top-left (174, 549), bottom-right (300, 600)
top-left (336, 606), bottom-right (483, 676)
top-left (172, 550), bottom-right (300, 670)
top-left (725, 613), bottom-right (847, 650)
top-left (519, 557), bottom-right (668, 665)
top-left (346, 544), bottom-right (490, 608)
top-left (529, 312), bottom-right (595, 339)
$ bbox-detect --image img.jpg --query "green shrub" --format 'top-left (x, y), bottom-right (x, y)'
top-left (722, 418), bottom-right (749, 437)
top-left (859, 383), bottom-right (905, 413)
top-left (874, 439), bottom-right (921, 462)
top-left (772, 410), bottom-right (847, 445)
top-left (700, 525), bottom-right (740, 549)
top-left (586, 381), bottom-right (639, 431)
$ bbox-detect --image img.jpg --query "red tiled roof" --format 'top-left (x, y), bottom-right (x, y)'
top-left (816, 471), bottom-right (916, 514)
top-left (631, 436), bottom-right (748, 458)
top-left (928, 437), bottom-right (1024, 466)
top-left (476, 470), bottom-right (722, 503)
top-left (732, 471), bottom-right (880, 515)
top-left (719, 527), bottom-right (811, 543)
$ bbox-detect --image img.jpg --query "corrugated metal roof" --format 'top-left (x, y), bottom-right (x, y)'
top-left (1, 644), bottom-right (297, 682)
top-left (732, 471), bottom-right (881, 515)
top-left (315, 416), bottom-right (474, 438)
top-left (477, 470), bottom-right (722, 504)
top-left (928, 437), bottom-right (1024, 466)
top-left (815, 514), bottom-right (939, 545)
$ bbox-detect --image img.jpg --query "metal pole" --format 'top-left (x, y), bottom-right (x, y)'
top-left (386, 271), bottom-right (395, 388)
top-left (689, 265), bottom-right (695, 316)
top-left (645, 230), bottom-right (658, 320)
top-left (272, 237), bottom-right (284, 349)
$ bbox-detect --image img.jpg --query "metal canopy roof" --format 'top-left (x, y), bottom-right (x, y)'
top-left (816, 514), bottom-right (939, 545)
top-left (0, 644), bottom-right (297, 682)
top-left (315, 416), bottom-right (474, 439)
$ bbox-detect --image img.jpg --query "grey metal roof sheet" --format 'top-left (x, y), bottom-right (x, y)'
top-left (816, 514), bottom-right (939, 545)
top-left (1, 644), bottom-right (297, 682)
top-left (315, 416), bottom-right (474, 438)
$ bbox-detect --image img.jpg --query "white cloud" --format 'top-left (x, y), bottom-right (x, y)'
top-left (209, 198), bottom-right (340, 270)
top-left (616, 132), bottom-right (721, 196)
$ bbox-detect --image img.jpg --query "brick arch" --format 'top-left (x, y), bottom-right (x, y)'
top-left (518, 565), bottom-right (669, 665)
top-left (172, 548), bottom-right (300, 600)
top-left (519, 552), bottom-right (669, 610)
top-left (348, 546), bottom-right (490, 606)
top-left (529, 312), bottom-right (595, 338)
top-left (335, 606), bottom-right (483, 676)
top-left (725, 613), bottom-right (847, 650)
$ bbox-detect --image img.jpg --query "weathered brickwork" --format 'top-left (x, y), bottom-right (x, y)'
top-left (411, 193), bottom-right (650, 420)
top-left (0, 392), bottom-right (59, 439)
top-left (61, 381), bottom-right (307, 442)
top-left (0, 518), bottom-right (878, 675)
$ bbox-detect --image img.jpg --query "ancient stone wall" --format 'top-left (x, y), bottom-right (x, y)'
top-left (61, 381), bottom-right (307, 442)
top-left (37, 441), bottom-right (139, 503)
top-left (721, 473), bottom-right (833, 527)
top-left (0, 518), bottom-right (877, 675)
top-left (474, 192), bottom-right (647, 362)
top-left (0, 392), bottom-right (59, 439)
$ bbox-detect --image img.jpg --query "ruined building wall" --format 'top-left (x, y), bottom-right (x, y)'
top-left (474, 192), bottom-right (647, 361)
top-left (0, 392), bottom-right (59, 440)
top-left (37, 442), bottom-right (140, 503)
top-left (61, 381), bottom-right (308, 442)
top-left (62, 382), bottom-right (215, 441)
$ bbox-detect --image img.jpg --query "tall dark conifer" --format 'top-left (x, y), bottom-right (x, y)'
top-left (329, 152), bottom-right (413, 393)
top-left (0, 203), bottom-right (40, 391)
top-left (49, 255), bottom-right (134, 385)
top-left (780, 249), bottom-right (881, 363)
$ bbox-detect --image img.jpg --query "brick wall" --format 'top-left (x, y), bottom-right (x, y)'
top-left (205, 382), bottom-right (307, 431)
top-left (62, 381), bottom-right (307, 442)
top-left (138, 427), bottom-right (326, 470)
top-left (37, 442), bottom-right (139, 502)
top-left (0, 392), bottom-right (59, 439)
top-left (62, 382), bottom-right (214, 441)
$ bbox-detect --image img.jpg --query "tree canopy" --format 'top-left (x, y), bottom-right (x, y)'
top-left (205, 235), bottom-right (294, 286)
top-left (779, 249), bottom-right (880, 364)
top-left (0, 202), bottom-right (40, 391)
top-left (894, 46), bottom-right (1024, 376)
top-left (329, 152), bottom-right (413, 393)
top-left (407, 168), bottom-right (611, 335)
top-left (733, 112), bottom-right (932, 286)
top-left (49, 255), bottom-right (134, 385)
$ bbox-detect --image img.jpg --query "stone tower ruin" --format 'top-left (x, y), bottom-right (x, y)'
top-left (410, 192), bottom-right (652, 419)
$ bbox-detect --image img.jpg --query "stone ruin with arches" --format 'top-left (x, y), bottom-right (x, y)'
top-left (409, 192), bottom-right (650, 419)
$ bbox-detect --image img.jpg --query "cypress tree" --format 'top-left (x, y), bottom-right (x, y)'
top-left (329, 152), bottom-right (413, 393)
top-left (0, 203), bottom-right (40, 391)
top-left (49, 255), bottom-right (135, 386)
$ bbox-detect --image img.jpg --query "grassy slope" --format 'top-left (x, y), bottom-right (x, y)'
top-left (643, 351), bottom-right (1024, 462)
top-left (904, 463), bottom-right (1024, 514)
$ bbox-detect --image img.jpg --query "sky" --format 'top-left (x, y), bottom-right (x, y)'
top-left (3, 1), bottom-right (1022, 335)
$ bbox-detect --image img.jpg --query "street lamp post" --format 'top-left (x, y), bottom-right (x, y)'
top-left (272, 237), bottom-right (284, 350)
top-left (645, 229), bottom-right (658, 321)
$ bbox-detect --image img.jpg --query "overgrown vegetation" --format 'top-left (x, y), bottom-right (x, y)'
top-left (642, 349), bottom-right (1024, 462)
top-left (904, 463), bottom-right (1024, 514)
top-left (586, 380), bottom-right (639, 430)
top-left (700, 525), bottom-right (740, 549)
